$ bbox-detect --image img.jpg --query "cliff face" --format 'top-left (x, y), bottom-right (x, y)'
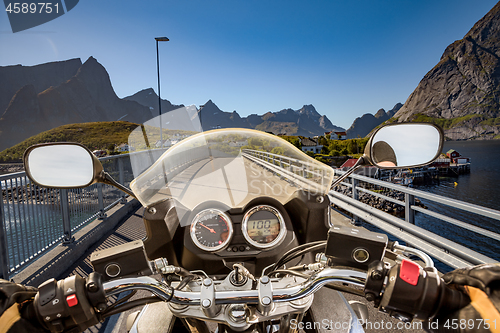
top-left (394, 2), bottom-right (500, 140)
top-left (0, 58), bottom-right (82, 114)
top-left (0, 57), bottom-right (151, 151)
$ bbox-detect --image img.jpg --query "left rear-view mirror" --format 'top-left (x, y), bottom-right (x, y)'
top-left (23, 143), bottom-right (103, 188)
top-left (365, 123), bottom-right (444, 169)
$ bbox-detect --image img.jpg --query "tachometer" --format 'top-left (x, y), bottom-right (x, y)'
top-left (190, 209), bottom-right (233, 252)
top-left (242, 205), bottom-right (286, 249)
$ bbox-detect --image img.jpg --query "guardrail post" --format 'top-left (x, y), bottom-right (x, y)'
top-left (60, 189), bottom-right (74, 244)
top-left (0, 188), bottom-right (9, 279)
top-left (97, 184), bottom-right (107, 220)
top-left (352, 178), bottom-right (360, 224)
top-left (118, 157), bottom-right (127, 204)
top-left (405, 193), bottom-right (415, 224)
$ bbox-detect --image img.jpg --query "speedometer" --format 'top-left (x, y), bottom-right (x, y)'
top-left (190, 209), bottom-right (233, 252)
top-left (242, 205), bottom-right (286, 249)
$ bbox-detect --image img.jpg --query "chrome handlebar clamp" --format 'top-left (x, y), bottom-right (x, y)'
top-left (257, 275), bottom-right (273, 316)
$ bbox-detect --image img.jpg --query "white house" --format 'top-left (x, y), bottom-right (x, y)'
top-left (300, 138), bottom-right (323, 154)
top-left (331, 131), bottom-right (347, 140)
top-left (228, 140), bottom-right (248, 147)
top-left (117, 144), bottom-right (131, 152)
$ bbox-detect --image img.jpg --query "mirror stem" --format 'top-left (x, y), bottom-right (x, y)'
top-left (330, 155), bottom-right (367, 189)
top-left (98, 171), bottom-right (137, 199)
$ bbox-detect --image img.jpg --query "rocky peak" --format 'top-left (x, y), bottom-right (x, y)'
top-left (374, 109), bottom-right (387, 119)
top-left (200, 99), bottom-right (222, 114)
top-left (346, 104), bottom-right (404, 139)
top-left (75, 56), bottom-right (118, 102)
top-left (297, 104), bottom-right (320, 117)
top-left (387, 103), bottom-right (403, 117)
top-left (393, 1), bottom-right (500, 138)
top-left (124, 88), bottom-right (183, 118)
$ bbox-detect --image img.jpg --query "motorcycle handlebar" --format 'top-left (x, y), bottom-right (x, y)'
top-left (102, 268), bottom-right (368, 305)
top-left (33, 261), bottom-right (471, 332)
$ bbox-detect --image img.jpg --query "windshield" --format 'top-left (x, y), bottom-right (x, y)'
top-left (128, 106), bottom-right (334, 221)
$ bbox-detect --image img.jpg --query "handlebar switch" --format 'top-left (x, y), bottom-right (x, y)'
top-left (364, 260), bottom-right (389, 307)
top-left (35, 275), bottom-right (101, 333)
top-left (379, 260), bottom-right (442, 320)
top-left (38, 278), bottom-right (58, 306)
top-left (86, 272), bottom-right (107, 312)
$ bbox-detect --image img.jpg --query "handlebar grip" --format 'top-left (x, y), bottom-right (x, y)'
top-left (365, 260), bottom-right (471, 322)
top-left (434, 283), bottom-right (471, 318)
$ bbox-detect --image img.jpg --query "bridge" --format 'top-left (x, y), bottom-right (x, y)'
top-left (1, 148), bottom-right (499, 285)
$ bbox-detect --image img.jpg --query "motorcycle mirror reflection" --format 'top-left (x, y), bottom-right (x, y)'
top-left (365, 123), bottom-right (444, 169)
top-left (23, 143), bottom-right (102, 188)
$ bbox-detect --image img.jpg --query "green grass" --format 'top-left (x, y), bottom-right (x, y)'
top-left (0, 121), bottom-right (201, 162)
top-left (0, 121), bottom-right (141, 162)
top-left (410, 113), bottom-right (484, 129)
top-left (480, 117), bottom-right (500, 127)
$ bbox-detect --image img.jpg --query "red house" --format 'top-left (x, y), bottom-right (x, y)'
top-left (446, 149), bottom-right (460, 159)
top-left (446, 149), bottom-right (470, 164)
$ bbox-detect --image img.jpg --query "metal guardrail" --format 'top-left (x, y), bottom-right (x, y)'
top-left (330, 170), bottom-right (500, 269)
top-left (0, 153), bottom-right (136, 279)
top-left (242, 149), bottom-right (332, 193)
top-left (243, 151), bottom-right (499, 269)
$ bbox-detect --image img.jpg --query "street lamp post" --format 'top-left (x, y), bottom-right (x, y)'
top-left (155, 36), bottom-right (169, 147)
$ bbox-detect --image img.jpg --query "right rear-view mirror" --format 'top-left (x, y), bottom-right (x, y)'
top-left (364, 123), bottom-right (444, 169)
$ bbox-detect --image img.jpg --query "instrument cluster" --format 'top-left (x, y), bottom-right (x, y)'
top-left (188, 201), bottom-right (289, 255)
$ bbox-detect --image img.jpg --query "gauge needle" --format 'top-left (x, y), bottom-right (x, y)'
top-left (200, 223), bottom-right (216, 234)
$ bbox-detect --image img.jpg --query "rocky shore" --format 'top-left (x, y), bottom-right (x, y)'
top-left (0, 163), bottom-right (24, 175)
top-left (333, 185), bottom-right (426, 215)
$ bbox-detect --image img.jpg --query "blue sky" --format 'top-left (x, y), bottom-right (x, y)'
top-left (0, 0), bottom-right (498, 129)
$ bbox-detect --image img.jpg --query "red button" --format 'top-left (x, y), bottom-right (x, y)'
top-left (66, 294), bottom-right (78, 307)
top-left (399, 259), bottom-right (420, 286)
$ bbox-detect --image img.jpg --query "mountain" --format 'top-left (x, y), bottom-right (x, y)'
top-left (393, 2), bottom-right (500, 140)
top-left (194, 101), bottom-right (344, 136)
top-left (252, 104), bottom-right (344, 136)
top-left (0, 56), bottom-right (343, 152)
top-left (124, 88), bottom-right (184, 119)
top-left (0, 58), bottom-right (82, 115)
top-left (0, 57), bottom-right (151, 151)
top-left (198, 100), bottom-right (250, 129)
top-left (346, 103), bottom-right (403, 138)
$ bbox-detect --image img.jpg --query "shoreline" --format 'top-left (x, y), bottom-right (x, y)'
top-left (0, 164), bottom-right (24, 175)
